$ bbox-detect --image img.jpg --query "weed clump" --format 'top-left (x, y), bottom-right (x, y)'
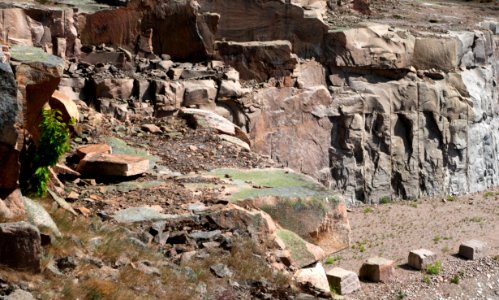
top-left (425, 261), bottom-right (442, 275)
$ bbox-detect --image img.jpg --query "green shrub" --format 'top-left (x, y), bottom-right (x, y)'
top-left (379, 196), bottom-right (392, 204)
top-left (450, 274), bottom-right (460, 284)
top-left (363, 207), bottom-right (373, 214)
top-left (422, 275), bottom-right (431, 284)
top-left (447, 195), bottom-right (456, 201)
top-left (425, 261), bottom-right (442, 275)
top-left (25, 109), bottom-right (72, 196)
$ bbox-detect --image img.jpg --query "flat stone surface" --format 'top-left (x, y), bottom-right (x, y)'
top-left (459, 240), bottom-right (487, 260)
top-left (78, 153), bottom-right (149, 177)
top-left (359, 256), bottom-right (395, 283)
top-left (408, 248), bottom-right (436, 270)
top-left (326, 267), bottom-right (360, 295)
top-left (76, 144), bottom-right (112, 158)
top-left (113, 207), bottom-right (191, 223)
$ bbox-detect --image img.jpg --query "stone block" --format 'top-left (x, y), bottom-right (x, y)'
top-left (78, 153), bottom-right (149, 177)
top-left (326, 267), bottom-right (360, 295)
top-left (0, 222), bottom-right (41, 272)
top-left (459, 240), bottom-right (487, 260)
top-left (293, 263), bottom-right (330, 297)
top-left (76, 144), bottom-right (112, 159)
top-left (359, 257), bottom-right (394, 282)
top-left (408, 249), bottom-right (436, 270)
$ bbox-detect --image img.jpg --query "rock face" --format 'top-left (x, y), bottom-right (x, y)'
top-left (0, 48), bottom-right (22, 193)
top-left (10, 45), bottom-right (65, 141)
top-left (0, 222), bottom-right (41, 272)
top-left (322, 29), bottom-right (499, 202)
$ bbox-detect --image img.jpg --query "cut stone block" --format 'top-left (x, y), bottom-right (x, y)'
top-left (408, 249), bottom-right (436, 270)
top-left (326, 267), bottom-right (360, 295)
top-left (78, 153), bottom-right (149, 177)
top-left (359, 257), bottom-right (394, 283)
top-left (76, 144), bottom-right (112, 159)
top-left (459, 240), bottom-right (487, 260)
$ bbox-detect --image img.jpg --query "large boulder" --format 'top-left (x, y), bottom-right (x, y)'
top-left (215, 40), bottom-right (297, 82)
top-left (326, 23), bottom-right (415, 69)
top-left (10, 45), bottom-right (65, 141)
top-left (0, 222), bottom-right (41, 273)
top-left (0, 49), bottom-right (23, 192)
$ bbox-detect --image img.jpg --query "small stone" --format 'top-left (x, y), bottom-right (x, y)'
top-left (459, 240), bottom-right (487, 260)
top-left (136, 260), bottom-right (161, 276)
top-left (189, 230), bottom-right (222, 241)
top-left (66, 191), bottom-right (80, 202)
top-left (141, 124), bottom-right (162, 134)
top-left (4, 289), bottom-right (35, 300)
top-left (211, 263), bottom-right (233, 278)
top-left (408, 249), bottom-right (436, 270)
top-left (202, 241), bottom-right (221, 249)
top-left (326, 267), bottom-right (361, 295)
top-left (359, 257), bottom-right (395, 283)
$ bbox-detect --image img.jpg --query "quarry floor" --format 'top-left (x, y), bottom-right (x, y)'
top-left (331, 191), bottom-right (499, 300)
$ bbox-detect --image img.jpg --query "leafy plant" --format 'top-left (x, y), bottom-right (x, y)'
top-left (425, 261), bottom-right (442, 275)
top-left (25, 109), bottom-right (72, 196)
top-left (447, 195), bottom-right (456, 201)
top-left (398, 290), bottom-right (407, 299)
top-left (422, 275), bottom-right (431, 284)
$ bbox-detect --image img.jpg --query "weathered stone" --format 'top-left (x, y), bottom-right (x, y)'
top-left (0, 222), bottom-right (41, 272)
top-left (180, 108), bottom-right (250, 145)
top-left (215, 40), bottom-right (297, 82)
top-left (210, 263), bottom-right (232, 278)
top-left (11, 44), bottom-right (64, 142)
top-left (141, 124), bottom-right (162, 134)
top-left (359, 257), bottom-right (394, 283)
top-left (80, 1), bottom-right (218, 61)
top-left (76, 144), bottom-right (112, 159)
top-left (276, 229), bottom-right (326, 268)
top-left (49, 90), bottom-right (80, 123)
top-left (459, 240), bottom-right (487, 260)
top-left (0, 189), bottom-right (26, 221)
top-left (182, 80), bottom-right (217, 107)
top-left (94, 78), bottom-right (134, 100)
top-left (326, 267), bottom-right (361, 295)
top-left (22, 196), bottom-right (61, 237)
top-left (78, 153), bottom-right (149, 177)
top-left (413, 37), bottom-right (458, 71)
top-left (293, 263), bottom-right (330, 297)
top-left (218, 80), bottom-right (250, 99)
top-left (293, 60), bottom-right (326, 88)
top-left (3, 289), bottom-right (35, 300)
top-left (408, 249), bottom-right (436, 270)
top-left (0, 49), bottom-right (22, 192)
top-left (326, 23), bottom-right (414, 69)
